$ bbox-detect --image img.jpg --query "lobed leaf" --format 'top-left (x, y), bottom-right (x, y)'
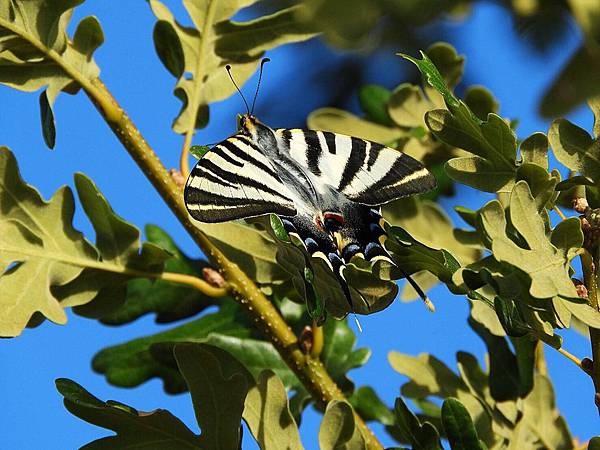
top-left (99, 225), bottom-right (216, 325)
top-left (0, 2), bottom-right (104, 148)
top-left (56, 378), bottom-right (202, 449)
top-left (319, 400), bottom-right (366, 450)
top-left (0, 148), bottom-right (174, 336)
top-left (174, 343), bottom-right (253, 450)
top-left (400, 50), bottom-right (520, 193)
top-left (243, 370), bottom-right (303, 450)
top-left (548, 100), bottom-right (600, 183)
top-left (149, 0), bottom-right (316, 136)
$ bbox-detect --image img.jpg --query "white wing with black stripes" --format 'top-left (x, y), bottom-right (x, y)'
top-left (184, 135), bottom-right (297, 223)
top-left (275, 129), bottom-right (436, 205)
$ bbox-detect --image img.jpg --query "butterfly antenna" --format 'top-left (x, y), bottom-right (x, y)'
top-left (251, 58), bottom-right (270, 115)
top-left (400, 268), bottom-right (435, 312)
top-left (226, 64), bottom-right (250, 115)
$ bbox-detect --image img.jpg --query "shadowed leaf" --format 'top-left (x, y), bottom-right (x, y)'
top-left (174, 343), bottom-right (253, 450)
top-left (56, 378), bottom-right (202, 449)
top-left (441, 398), bottom-right (483, 450)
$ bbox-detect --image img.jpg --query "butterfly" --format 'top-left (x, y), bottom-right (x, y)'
top-left (184, 60), bottom-right (437, 314)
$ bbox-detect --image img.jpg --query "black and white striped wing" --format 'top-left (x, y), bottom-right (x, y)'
top-left (184, 135), bottom-right (297, 223)
top-left (276, 129), bottom-right (436, 205)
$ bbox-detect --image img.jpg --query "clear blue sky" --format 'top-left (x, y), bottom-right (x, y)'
top-left (0, 2), bottom-right (595, 449)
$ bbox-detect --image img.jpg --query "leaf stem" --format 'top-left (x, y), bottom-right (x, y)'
top-left (581, 249), bottom-right (600, 414)
top-left (179, 0), bottom-right (218, 178)
top-left (553, 205), bottom-right (567, 221)
top-left (85, 79), bottom-right (384, 449)
top-left (555, 346), bottom-right (583, 369)
top-left (310, 320), bottom-right (324, 359)
top-left (535, 341), bottom-right (548, 375)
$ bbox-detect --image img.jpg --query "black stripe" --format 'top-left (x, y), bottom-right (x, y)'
top-left (186, 188), bottom-right (286, 207)
top-left (280, 129), bottom-right (292, 154)
top-left (338, 137), bottom-right (367, 192)
top-left (368, 155), bottom-right (431, 196)
top-left (197, 159), bottom-right (291, 201)
top-left (220, 139), bottom-right (280, 180)
top-left (211, 146), bottom-right (244, 167)
top-left (190, 167), bottom-right (236, 188)
top-left (303, 130), bottom-right (322, 176)
top-left (367, 142), bottom-right (383, 170)
top-left (323, 131), bottom-right (337, 154)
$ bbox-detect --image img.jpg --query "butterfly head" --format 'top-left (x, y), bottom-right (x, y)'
top-left (239, 114), bottom-right (274, 143)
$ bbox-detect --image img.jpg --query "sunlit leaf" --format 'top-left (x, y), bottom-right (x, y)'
top-left (0, 3), bottom-right (104, 148)
top-left (0, 149), bottom-right (171, 336)
top-left (149, 0), bottom-right (316, 135)
top-left (243, 370), bottom-right (303, 450)
top-left (319, 400), bottom-right (366, 450)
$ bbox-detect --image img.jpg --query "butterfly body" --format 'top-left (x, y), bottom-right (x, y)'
top-left (184, 114), bottom-right (436, 311)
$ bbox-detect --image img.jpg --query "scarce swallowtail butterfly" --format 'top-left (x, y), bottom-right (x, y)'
top-left (184, 60), bottom-right (437, 314)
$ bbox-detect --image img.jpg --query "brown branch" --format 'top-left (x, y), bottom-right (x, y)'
top-left (581, 249), bottom-right (600, 415)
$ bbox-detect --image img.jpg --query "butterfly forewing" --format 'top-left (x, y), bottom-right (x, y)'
top-left (184, 135), bottom-right (297, 223)
top-left (275, 129), bottom-right (436, 205)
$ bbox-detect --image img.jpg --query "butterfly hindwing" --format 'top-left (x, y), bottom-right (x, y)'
top-left (185, 135), bottom-right (297, 223)
top-left (276, 129), bottom-right (436, 206)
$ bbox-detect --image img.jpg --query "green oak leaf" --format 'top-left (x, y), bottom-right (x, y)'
top-left (389, 349), bottom-right (574, 449)
top-left (199, 219), bottom-right (290, 286)
top-left (307, 107), bottom-right (405, 144)
top-left (319, 400), bottom-right (366, 450)
top-left (100, 225), bottom-right (217, 325)
top-left (0, 3), bottom-right (104, 148)
top-left (149, 0), bottom-right (316, 135)
top-left (92, 300), bottom-right (254, 394)
top-left (400, 50), bottom-right (519, 193)
top-left (478, 181), bottom-right (581, 300)
top-left (348, 386), bottom-right (394, 426)
top-left (383, 224), bottom-right (462, 290)
top-left (548, 99), bottom-right (600, 183)
top-left (521, 375), bottom-right (573, 450)
top-left (0, 148), bottom-right (172, 336)
top-left (441, 398), bottom-right (484, 450)
top-left (358, 84), bottom-right (394, 126)
top-left (174, 343), bottom-right (254, 450)
top-left (56, 378), bottom-right (202, 449)
top-left (390, 396), bottom-right (442, 450)
top-left (384, 197), bottom-right (480, 300)
top-left (243, 370), bottom-right (303, 450)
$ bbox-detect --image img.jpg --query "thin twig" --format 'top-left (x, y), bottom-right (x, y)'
top-left (554, 205), bottom-right (567, 221)
top-left (555, 346), bottom-right (583, 368)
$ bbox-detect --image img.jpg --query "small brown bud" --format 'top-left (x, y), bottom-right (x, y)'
top-left (572, 279), bottom-right (589, 299)
top-left (595, 392), bottom-right (600, 408)
top-left (169, 168), bottom-right (186, 188)
top-left (202, 267), bottom-right (226, 288)
top-left (582, 357), bottom-right (594, 375)
top-left (572, 197), bottom-right (589, 214)
top-left (299, 325), bottom-right (313, 355)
